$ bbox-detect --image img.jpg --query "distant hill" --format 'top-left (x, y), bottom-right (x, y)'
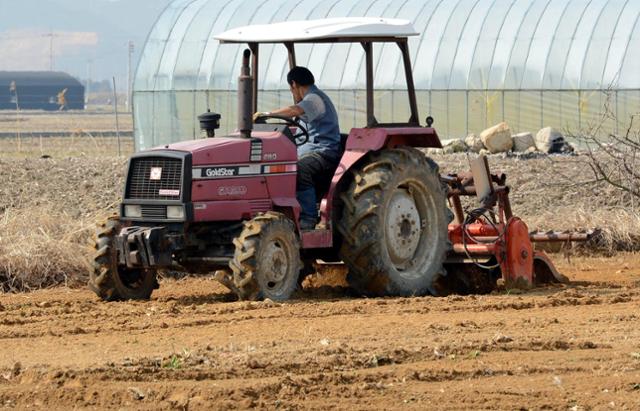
top-left (0, 0), bottom-right (172, 85)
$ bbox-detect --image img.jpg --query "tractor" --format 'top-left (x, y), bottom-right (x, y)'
top-left (90, 18), bottom-right (586, 302)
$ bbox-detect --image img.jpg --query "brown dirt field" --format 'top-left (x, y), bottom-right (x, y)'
top-left (1, 255), bottom-right (639, 410)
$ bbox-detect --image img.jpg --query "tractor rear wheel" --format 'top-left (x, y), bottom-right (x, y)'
top-left (88, 217), bottom-right (158, 301)
top-left (230, 212), bottom-right (302, 301)
top-left (338, 147), bottom-right (449, 297)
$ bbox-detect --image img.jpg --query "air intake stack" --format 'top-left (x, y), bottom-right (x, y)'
top-left (198, 110), bottom-right (221, 138)
top-left (238, 48), bottom-right (253, 139)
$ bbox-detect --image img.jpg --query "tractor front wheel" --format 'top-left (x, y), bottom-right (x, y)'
top-left (88, 217), bottom-right (158, 301)
top-left (338, 147), bottom-right (450, 297)
top-left (230, 212), bottom-right (302, 301)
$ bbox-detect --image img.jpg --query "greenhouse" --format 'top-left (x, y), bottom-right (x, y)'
top-left (133, 0), bottom-right (640, 151)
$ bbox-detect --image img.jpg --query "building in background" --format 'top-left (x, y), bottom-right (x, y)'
top-left (133, 0), bottom-right (640, 151)
top-left (0, 71), bottom-right (85, 111)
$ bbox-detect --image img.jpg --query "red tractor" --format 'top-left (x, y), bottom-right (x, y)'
top-left (90, 18), bottom-right (584, 302)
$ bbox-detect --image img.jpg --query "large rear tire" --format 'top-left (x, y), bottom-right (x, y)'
top-left (88, 217), bottom-right (158, 301)
top-left (338, 147), bottom-right (449, 297)
top-left (230, 212), bottom-right (302, 301)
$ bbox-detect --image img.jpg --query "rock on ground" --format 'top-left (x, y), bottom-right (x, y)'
top-left (512, 132), bottom-right (535, 152)
top-left (465, 134), bottom-right (484, 153)
top-left (443, 139), bottom-right (467, 154)
top-left (535, 127), bottom-right (569, 153)
top-left (480, 122), bottom-right (513, 153)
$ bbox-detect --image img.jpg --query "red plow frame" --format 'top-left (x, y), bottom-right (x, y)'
top-left (443, 156), bottom-right (591, 289)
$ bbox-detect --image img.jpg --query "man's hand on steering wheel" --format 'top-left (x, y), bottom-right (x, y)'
top-left (252, 113), bottom-right (310, 146)
top-left (252, 111), bottom-right (270, 122)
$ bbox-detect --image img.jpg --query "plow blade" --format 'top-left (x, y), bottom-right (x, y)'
top-left (533, 250), bottom-right (569, 285)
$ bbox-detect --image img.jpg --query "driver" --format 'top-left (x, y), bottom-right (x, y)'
top-left (254, 66), bottom-right (341, 230)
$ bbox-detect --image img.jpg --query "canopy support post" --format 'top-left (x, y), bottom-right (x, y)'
top-left (398, 39), bottom-right (419, 126)
top-left (249, 42), bottom-right (259, 114)
top-left (362, 41), bottom-right (377, 128)
top-left (285, 42), bottom-right (296, 69)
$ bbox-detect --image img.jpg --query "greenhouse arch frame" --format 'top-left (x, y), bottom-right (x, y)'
top-left (133, 0), bottom-right (640, 151)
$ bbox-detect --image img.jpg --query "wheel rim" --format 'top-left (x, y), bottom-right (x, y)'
top-left (262, 238), bottom-right (290, 291)
top-left (385, 187), bottom-right (423, 270)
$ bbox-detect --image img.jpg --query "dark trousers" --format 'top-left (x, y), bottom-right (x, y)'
top-left (296, 152), bottom-right (339, 222)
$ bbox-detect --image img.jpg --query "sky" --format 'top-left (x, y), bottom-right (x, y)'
top-left (0, 0), bottom-right (172, 87)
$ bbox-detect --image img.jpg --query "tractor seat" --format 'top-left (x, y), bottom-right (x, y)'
top-left (314, 133), bottom-right (349, 201)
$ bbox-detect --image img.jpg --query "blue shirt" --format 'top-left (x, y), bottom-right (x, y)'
top-left (296, 85), bottom-right (341, 161)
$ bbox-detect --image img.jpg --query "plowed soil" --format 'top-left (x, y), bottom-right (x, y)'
top-left (1, 256), bottom-right (639, 410)
top-left (1, 118), bottom-right (639, 409)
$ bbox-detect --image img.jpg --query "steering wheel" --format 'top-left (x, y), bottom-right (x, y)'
top-left (254, 114), bottom-right (310, 146)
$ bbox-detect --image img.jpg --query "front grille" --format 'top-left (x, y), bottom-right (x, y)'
top-left (141, 205), bottom-right (167, 219)
top-left (127, 157), bottom-right (183, 200)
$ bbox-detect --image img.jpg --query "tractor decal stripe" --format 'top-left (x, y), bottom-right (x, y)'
top-left (250, 139), bottom-right (263, 162)
top-left (192, 162), bottom-right (297, 180)
top-left (263, 164), bottom-right (297, 174)
top-left (239, 164), bottom-right (262, 175)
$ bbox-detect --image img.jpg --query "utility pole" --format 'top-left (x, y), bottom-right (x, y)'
top-left (50, 30), bottom-right (53, 70)
top-left (112, 77), bottom-right (122, 156)
top-left (10, 81), bottom-right (21, 151)
top-left (127, 41), bottom-right (134, 112)
top-left (46, 30), bottom-right (55, 71)
top-left (86, 59), bottom-right (93, 108)
top-left (42, 30), bottom-right (63, 71)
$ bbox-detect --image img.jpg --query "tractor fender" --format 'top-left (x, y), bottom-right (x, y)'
top-left (319, 149), bottom-right (368, 227)
top-left (345, 127), bottom-right (442, 151)
top-left (320, 126), bottom-right (442, 230)
top-left (272, 197), bottom-right (301, 226)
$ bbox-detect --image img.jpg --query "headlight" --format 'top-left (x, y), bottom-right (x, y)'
top-left (167, 205), bottom-right (185, 220)
top-left (124, 205), bottom-right (142, 218)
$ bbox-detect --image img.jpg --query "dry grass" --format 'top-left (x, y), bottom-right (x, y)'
top-left (0, 209), bottom-right (96, 292)
top-left (0, 110), bottom-right (133, 291)
top-left (0, 135), bottom-right (134, 158)
top-left (1, 153), bottom-right (126, 292)
top-left (527, 206), bottom-right (640, 255)
top-left (0, 110), bottom-right (134, 159)
top-left (0, 110), bottom-right (133, 133)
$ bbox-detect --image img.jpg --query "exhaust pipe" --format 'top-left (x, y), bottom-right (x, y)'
top-left (238, 48), bottom-right (253, 139)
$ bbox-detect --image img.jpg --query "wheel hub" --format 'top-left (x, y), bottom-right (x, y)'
top-left (263, 240), bottom-right (288, 287)
top-left (386, 189), bottom-right (422, 268)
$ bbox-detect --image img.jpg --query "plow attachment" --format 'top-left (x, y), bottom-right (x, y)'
top-left (442, 156), bottom-right (592, 292)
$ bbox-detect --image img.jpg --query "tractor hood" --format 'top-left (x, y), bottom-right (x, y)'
top-left (147, 131), bottom-right (297, 166)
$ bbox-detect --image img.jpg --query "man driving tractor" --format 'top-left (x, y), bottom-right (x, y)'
top-left (253, 66), bottom-right (341, 230)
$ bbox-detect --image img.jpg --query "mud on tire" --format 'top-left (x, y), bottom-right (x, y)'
top-left (230, 212), bottom-right (302, 301)
top-left (88, 217), bottom-right (158, 301)
top-left (338, 147), bottom-right (449, 297)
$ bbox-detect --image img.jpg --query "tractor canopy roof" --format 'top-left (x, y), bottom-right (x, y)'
top-left (216, 17), bottom-right (422, 128)
top-left (215, 17), bottom-right (418, 44)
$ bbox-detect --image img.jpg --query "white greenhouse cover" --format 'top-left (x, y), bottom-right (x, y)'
top-left (133, 0), bottom-right (640, 151)
top-left (216, 17), bottom-right (418, 43)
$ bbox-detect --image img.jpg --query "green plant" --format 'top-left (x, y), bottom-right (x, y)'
top-left (164, 355), bottom-right (182, 370)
